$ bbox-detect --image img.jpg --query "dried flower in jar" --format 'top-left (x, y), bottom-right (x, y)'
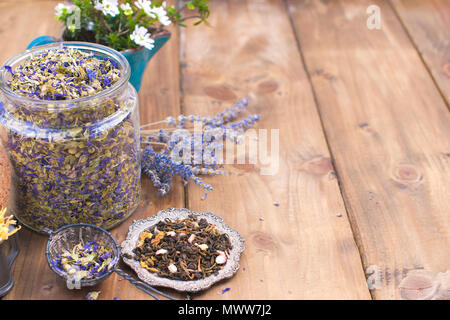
top-left (1, 46), bottom-right (140, 231)
top-left (6, 47), bottom-right (120, 101)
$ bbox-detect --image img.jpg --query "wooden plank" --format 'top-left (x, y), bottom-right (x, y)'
top-left (390, 0), bottom-right (450, 106)
top-left (0, 0), bottom-right (57, 3)
top-left (101, 16), bottom-right (184, 300)
top-left (0, 1), bottom-right (60, 61)
top-left (1, 1), bottom-right (184, 300)
top-left (180, 0), bottom-right (371, 299)
top-left (287, 0), bottom-right (450, 299)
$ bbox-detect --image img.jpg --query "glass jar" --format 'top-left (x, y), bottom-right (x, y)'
top-left (0, 42), bottom-right (141, 232)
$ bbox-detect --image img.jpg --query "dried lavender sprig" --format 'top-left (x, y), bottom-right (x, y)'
top-left (142, 145), bottom-right (214, 196)
top-left (140, 97), bottom-right (250, 131)
top-left (143, 114), bottom-right (260, 156)
top-left (191, 167), bottom-right (226, 175)
top-left (140, 98), bottom-right (260, 197)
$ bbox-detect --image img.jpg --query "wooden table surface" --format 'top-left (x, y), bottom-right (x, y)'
top-left (0, 0), bottom-right (449, 300)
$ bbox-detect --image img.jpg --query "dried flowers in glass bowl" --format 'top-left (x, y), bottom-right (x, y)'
top-left (0, 42), bottom-right (141, 232)
top-left (45, 223), bottom-right (120, 288)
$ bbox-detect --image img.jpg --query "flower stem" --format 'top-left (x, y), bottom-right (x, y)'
top-left (140, 120), bottom-right (169, 129)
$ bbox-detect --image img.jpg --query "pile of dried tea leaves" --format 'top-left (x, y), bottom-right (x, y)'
top-left (128, 215), bottom-right (232, 281)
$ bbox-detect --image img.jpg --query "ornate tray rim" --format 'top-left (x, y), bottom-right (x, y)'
top-left (121, 208), bottom-right (245, 292)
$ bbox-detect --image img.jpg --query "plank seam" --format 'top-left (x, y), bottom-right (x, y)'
top-left (388, 0), bottom-right (450, 111)
top-left (283, 0), bottom-right (373, 300)
top-left (176, 7), bottom-right (190, 210)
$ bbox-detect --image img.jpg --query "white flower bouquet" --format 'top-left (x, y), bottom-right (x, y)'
top-left (55, 0), bottom-right (209, 51)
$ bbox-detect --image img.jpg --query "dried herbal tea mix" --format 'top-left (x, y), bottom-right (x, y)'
top-left (6, 47), bottom-right (120, 100)
top-left (128, 215), bottom-right (232, 281)
top-left (51, 240), bottom-right (113, 280)
top-left (0, 46), bottom-right (140, 231)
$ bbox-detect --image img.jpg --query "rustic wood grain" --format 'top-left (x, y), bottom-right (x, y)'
top-left (287, 0), bottom-right (450, 299)
top-left (2, 0), bottom-right (449, 300)
top-left (179, 0), bottom-right (371, 299)
top-left (390, 0), bottom-right (450, 106)
top-left (1, 0), bottom-right (184, 300)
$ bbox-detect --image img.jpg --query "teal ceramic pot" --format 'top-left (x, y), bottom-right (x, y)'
top-left (27, 31), bottom-right (170, 91)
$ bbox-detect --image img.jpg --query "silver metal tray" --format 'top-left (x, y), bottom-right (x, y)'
top-left (121, 208), bottom-right (245, 292)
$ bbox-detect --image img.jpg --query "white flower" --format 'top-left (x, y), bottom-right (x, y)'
top-left (149, 6), bottom-right (171, 26)
top-left (130, 25), bottom-right (155, 50)
top-left (134, 0), bottom-right (153, 16)
top-left (68, 24), bottom-right (77, 33)
top-left (54, 3), bottom-right (74, 18)
top-left (135, 0), bottom-right (171, 26)
top-left (94, 0), bottom-right (103, 11)
top-left (94, 0), bottom-right (120, 17)
top-left (86, 21), bottom-right (95, 31)
top-left (120, 3), bottom-right (133, 16)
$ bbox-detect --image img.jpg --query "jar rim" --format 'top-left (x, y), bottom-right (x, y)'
top-left (0, 41), bottom-right (131, 108)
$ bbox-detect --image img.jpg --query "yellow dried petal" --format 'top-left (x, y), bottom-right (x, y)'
top-left (150, 231), bottom-right (165, 245)
top-left (137, 231), bottom-right (153, 247)
top-left (0, 208), bottom-right (21, 241)
top-left (140, 261), bottom-right (159, 273)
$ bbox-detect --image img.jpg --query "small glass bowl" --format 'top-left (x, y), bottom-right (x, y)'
top-left (45, 223), bottom-right (120, 288)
